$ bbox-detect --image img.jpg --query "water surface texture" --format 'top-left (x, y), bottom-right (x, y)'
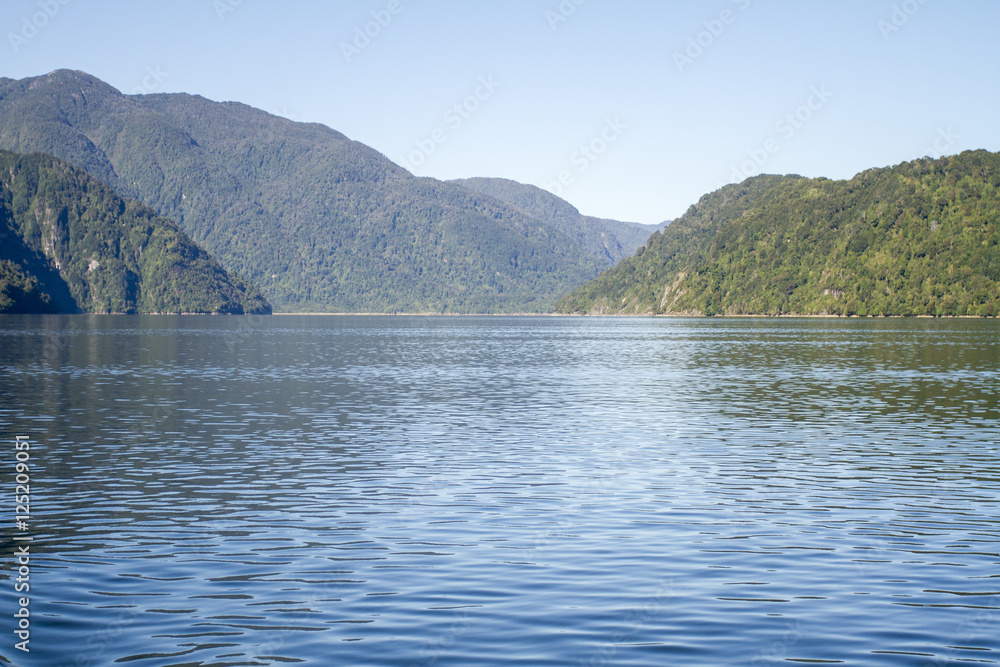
top-left (1, 315), bottom-right (998, 666)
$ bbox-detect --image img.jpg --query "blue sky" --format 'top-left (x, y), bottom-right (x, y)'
top-left (2, 0), bottom-right (999, 224)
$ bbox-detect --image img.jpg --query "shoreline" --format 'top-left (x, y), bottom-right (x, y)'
top-left (3, 312), bottom-right (994, 319)
top-left (271, 312), bottom-right (997, 319)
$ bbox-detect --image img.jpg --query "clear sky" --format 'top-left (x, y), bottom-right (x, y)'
top-left (2, 0), bottom-right (998, 224)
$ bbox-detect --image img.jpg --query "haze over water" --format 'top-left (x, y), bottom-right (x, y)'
top-left (1, 315), bottom-right (998, 665)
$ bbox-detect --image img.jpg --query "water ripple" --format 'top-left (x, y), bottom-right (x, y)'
top-left (0, 315), bottom-right (997, 665)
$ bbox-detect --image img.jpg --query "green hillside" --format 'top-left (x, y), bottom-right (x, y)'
top-left (450, 177), bottom-right (667, 266)
top-left (557, 151), bottom-right (1000, 317)
top-left (0, 70), bottom-right (601, 313)
top-left (0, 150), bottom-right (270, 314)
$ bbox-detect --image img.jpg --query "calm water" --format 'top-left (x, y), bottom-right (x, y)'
top-left (0, 315), bottom-right (998, 666)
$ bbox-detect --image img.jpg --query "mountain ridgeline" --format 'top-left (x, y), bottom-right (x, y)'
top-left (0, 70), bottom-right (652, 313)
top-left (449, 177), bottom-right (667, 266)
top-left (557, 151), bottom-right (1000, 317)
top-left (0, 150), bottom-right (270, 314)
top-left (3, 71), bottom-right (996, 317)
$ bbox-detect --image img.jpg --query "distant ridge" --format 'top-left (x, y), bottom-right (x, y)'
top-left (0, 150), bottom-right (270, 314)
top-left (557, 151), bottom-right (1000, 317)
top-left (450, 177), bottom-right (667, 266)
top-left (0, 69), bottom-right (629, 313)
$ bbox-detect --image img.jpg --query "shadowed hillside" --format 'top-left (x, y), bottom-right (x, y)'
top-left (0, 150), bottom-right (270, 314)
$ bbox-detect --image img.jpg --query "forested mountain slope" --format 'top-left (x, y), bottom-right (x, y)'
top-left (557, 151), bottom-right (1000, 317)
top-left (0, 70), bottom-right (603, 313)
top-left (0, 150), bottom-right (270, 314)
top-left (450, 177), bottom-right (667, 266)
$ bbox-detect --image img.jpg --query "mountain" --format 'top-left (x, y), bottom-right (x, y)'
top-left (0, 70), bottom-right (604, 313)
top-left (557, 151), bottom-right (1000, 317)
top-left (450, 177), bottom-right (667, 265)
top-left (0, 150), bottom-right (270, 314)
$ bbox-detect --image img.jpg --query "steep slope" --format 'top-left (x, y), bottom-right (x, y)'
top-left (450, 177), bottom-right (667, 265)
top-left (0, 70), bottom-right (601, 313)
top-left (0, 150), bottom-right (271, 314)
top-left (557, 152), bottom-right (1000, 317)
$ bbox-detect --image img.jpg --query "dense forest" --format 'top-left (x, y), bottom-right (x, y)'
top-left (0, 150), bottom-right (271, 314)
top-left (450, 177), bottom-right (666, 266)
top-left (557, 151), bottom-right (1000, 317)
top-left (4, 71), bottom-right (996, 317)
top-left (0, 70), bottom-right (649, 313)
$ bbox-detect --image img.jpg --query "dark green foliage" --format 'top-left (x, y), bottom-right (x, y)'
top-left (0, 259), bottom-right (57, 313)
top-left (450, 177), bottom-right (667, 266)
top-left (0, 150), bottom-right (271, 314)
top-left (557, 152), bottom-right (1000, 317)
top-left (0, 70), bottom-right (604, 313)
